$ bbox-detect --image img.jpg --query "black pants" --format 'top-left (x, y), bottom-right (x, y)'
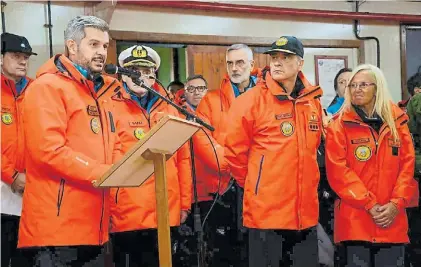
top-left (336, 241), bottom-right (405, 267)
top-left (407, 207), bottom-right (421, 267)
top-left (22, 245), bottom-right (105, 267)
top-left (248, 226), bottom-right (319, 267)
top-left (112, 228), bottom-right (182, 267)
top-left (1, 214), bottom-right (31, 267)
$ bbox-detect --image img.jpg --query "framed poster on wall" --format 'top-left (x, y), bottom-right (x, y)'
top-left (314, 55), bottom-right (348, 109)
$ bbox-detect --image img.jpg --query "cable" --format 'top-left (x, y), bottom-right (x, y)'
top-left (199, 128), bottom-right (222, 228)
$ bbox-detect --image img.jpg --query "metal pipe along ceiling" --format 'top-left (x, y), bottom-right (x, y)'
top-left (119, 1), bottom-right (421, 23)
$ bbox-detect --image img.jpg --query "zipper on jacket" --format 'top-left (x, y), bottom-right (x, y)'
top-left (115, 188), bottom-right (120, 204)
top-left (57, 179), bottom-right (65, 216)
top-left (254, 155), bottom-right (265, 195)
top-left (99, 190), bottom-right (105, 245)
top-left (108, 111), bottom-right (115, 133)
top-left (369, 128), bottom-right (378, 155)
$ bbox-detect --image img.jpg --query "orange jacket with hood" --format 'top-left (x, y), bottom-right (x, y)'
top-left (192, 68), bottom-right (260, 201)
top-left (18, 55), bottom-right (121, 248)
top-left (1, 74), bottom-right (32, 185)
top-left (325, 104), bottom-right (418, 244)
top-left (225, 70), bottom-right (323, 230)
top-left (109, 82), bottom-right (192, 232)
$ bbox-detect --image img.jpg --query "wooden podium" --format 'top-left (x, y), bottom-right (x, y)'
top-left (94, 115), bottom-right (201, 267)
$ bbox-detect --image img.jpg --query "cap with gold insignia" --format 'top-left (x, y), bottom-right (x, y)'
top-left (264, 36), bottom-right (304, 58)
top-left (118, 45), bottom-right (161, 70)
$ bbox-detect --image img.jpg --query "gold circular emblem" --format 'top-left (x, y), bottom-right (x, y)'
top-left (90, 117), bottom-right (101, 134)
top-left (280, 121), bottom-right (294, 137)
top-left (1, 113), bottom-right (13, 125)
top-left (134, 128), bottom-right (146, 140)
top-left (354, 145), bottom-right (372, 161)
top-left (275, 37), bottom-right (288, 47)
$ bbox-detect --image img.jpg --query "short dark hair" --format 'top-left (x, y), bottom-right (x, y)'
top-left (186, 74), bottom-right (208, 88)
top-left (167, 80), bottom-right (184, 88)
top-left (408, 72), bottom-right (421, 96)
top-left (334, 68), bottom-right (353, 92)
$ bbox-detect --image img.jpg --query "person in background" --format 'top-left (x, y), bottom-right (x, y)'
top-left (168, 80), bottom-right (185, 95)
top-left (399, 71), bottom-right (421, 112)
top-left (326, 64), bottom-right (418, 267)
top-left (1, 32), bottom-right (36, 267)
top-left (18, 15), bottom-right (121, 266)
top-left (326, 67), bottom-right (352, 115)
top-left (225, 36), bottom-right (323, 267)
top-left (110, 45), bottom-right (192, 267)
top-left (404, 71), bottom-right (421, 267)
top-left (182, 74), bottom-right (208, 112)
top-left (192, 43), bottom-right (259, 267)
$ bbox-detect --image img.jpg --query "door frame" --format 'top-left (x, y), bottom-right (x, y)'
top-left (400, 24), bottom-right (421, 101)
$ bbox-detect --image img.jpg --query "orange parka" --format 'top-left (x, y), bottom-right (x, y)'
top-left (225, 71), bottom-right (323, 230)
top-left (109, 83), bottom-right (192, 232)
top-left (18, 55), bottom-right (121, 248)
top-left (192, 69), bottom-right (260, 201)
top-left (1, 75), bottom-right (32, 184)
top-left (325, 104), bottom-right (418, 244)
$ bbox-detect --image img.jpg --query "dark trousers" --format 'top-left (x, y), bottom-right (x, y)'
top-left (336, 241), bottom-right (405, 267)
top-left (1, 214), bottom-right (31, 267)
top-left (22, 245), bottom-right (106, 267)
top-left (407, 207), bottom-right (421, 267)
top-left (112, 228), bottom-right (182, 267)
top-left (248, 226), bottom-right (319, 267)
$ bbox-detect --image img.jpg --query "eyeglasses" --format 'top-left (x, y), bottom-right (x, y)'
top-left (185, 85), bottom-right (208, 93)
top-left (349, 82), bottom-right (376, 90)
top-left (127, 67), bottom-right (155, 77)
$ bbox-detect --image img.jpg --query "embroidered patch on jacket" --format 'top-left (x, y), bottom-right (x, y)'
top-left (309, 122), bottom-right (319, 131)
top-left (90, 117), bottom-right (101, 134)
top-left (1, 107), bottom-right (12, 113)
top-left (1, 113), bottom-right (13, 125)
top-left (388, 138), bottom-right (401, 147)
top-left (134, 128), bottom-right (146, 140)
top-left (87, 105), bottom-right (100, 117)
top-left (275, 113), bottom-right (293, 120)
top-left (354, 145), bottom-right (372, 161)
top-left (351, 138), bottom-right (370, 144)
top-left (280, 121), bottom-right (294, 137)
top-left (129, 121), bottom-right (144, 127)
top-left (309, 113), bottom-right (319, 122)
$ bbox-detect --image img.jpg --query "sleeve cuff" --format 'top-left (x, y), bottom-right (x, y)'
top-left (364, 198), bottom-right (378, 211)
top-left (390, 198), bottom-right (405, 210)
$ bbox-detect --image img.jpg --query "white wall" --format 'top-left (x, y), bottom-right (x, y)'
top-left (2, 0), bottom-right (420, 102)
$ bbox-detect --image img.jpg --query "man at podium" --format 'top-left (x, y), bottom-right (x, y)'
top-left (17, 16), bottom-right (121, 266)
top-left (110, 45), bottom-right (192, 267)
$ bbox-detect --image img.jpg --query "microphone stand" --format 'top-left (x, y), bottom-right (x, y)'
top-left (132, 77), bottom-right (208, 267)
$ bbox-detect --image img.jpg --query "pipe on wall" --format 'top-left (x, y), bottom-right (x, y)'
top-left (44, 0), bottom-right (53, 58)
top-left (1, 1), bottom-right (6, 33)
top-left (118, 1), bottom-right (421, 23)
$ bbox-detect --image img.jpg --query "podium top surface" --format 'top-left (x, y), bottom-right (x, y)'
top-left (94, 115), bottom-right (200, 188)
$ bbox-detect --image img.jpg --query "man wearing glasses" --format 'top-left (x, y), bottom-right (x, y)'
top-left (192, 43), bottom-right (259, 266)
top-left (182, 74), bottom-right (208, 111)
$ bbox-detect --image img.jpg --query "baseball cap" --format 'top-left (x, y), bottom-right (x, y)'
top-left (1, 32), bottom-right (37, 56)
top-left (264, 36), bottom-right (304, 58)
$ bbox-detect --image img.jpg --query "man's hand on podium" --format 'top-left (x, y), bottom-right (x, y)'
top-left (180, 210), bottom-right (189, 223)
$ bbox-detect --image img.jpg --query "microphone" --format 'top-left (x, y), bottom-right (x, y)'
top-left (104, 64), bottom-right (141, 78)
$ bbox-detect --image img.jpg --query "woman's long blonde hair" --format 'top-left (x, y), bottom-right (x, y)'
top-left (341, 64), bottom-right (399, 141)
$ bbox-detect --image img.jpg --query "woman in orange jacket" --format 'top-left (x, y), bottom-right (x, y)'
top-left (110, 45), bottom-right (192, 267)
top-left (325, 64), bottom-right (419, 267)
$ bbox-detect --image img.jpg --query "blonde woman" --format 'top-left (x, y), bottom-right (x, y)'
top-left (325, 64), bottom-right (419, 267)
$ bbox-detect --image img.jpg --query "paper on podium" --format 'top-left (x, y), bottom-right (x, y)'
top-left (94, 115), bottom-right (200, 188)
